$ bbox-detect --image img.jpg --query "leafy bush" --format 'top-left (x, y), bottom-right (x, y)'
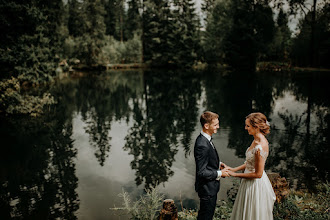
top-left (274, 182), bottom-right (330, 220)
top-left (101, 34), bottom-right (142, 64)
top-left (63, 37), bottom-right (77, 59)
top-left (113, 182), bottom-right (329, 220)
top-left (178, 201), bottom-right (232, 220)
top-left (178, 209), bottom-right (197, 220)
top-left (114, 186), bottom-right (164, 220)
top-left (63, 34), bottom-right (142, 65)
top-left (0, 77), bottom-right (55, 117)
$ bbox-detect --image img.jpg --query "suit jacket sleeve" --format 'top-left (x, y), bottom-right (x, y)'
top-left (195, 144), bottom-right (218, 181)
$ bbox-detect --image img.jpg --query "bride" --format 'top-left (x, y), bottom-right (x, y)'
top-left (228, 112), bottom-right (276, 220)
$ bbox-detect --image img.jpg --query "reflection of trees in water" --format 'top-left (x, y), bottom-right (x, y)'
top-left (124, 70), bottom-right (201, 189)
top-left (203, 70), bottom-right (276, 157)
top-left (75, 71), bottom-right (143, 166)
top-left (0, 115), bottom-right (79, 219)
top-left (84, 108), bottom-right (112, 166)
top-left (267, 73), bottom-right (330, 189)
top-left (268, 108), bottom-right (329, 189)
top-left (204, 70), bottom-right (329, 189)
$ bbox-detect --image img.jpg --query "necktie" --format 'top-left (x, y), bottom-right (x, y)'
top-left (210, 138), bottom-right (215, 149)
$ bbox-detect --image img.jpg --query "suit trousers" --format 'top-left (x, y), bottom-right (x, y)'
top-left (197, 194), bottom-right (217, 220)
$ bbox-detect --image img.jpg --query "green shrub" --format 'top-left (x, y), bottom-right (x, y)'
top-left (178, 201), bottom-right (232, 220)
top-left (0, 77), bottom-right (55, 117)
top-left (274, 182), bottom-right (330, 220)
top-left (63, 34), bottom-right (142, 65)
top-left (113, 183), bottom-right (329, 220)
top-left (113, 186), bottom-right (164, 220)
top-left (102, 34), bottom-right (142, 64)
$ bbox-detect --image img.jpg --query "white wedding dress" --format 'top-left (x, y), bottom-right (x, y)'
top-left (230, 145), bottom-right (276, 220)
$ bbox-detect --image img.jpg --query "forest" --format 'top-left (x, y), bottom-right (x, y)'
top-left (0, 1), bottom-right (329, 219)
top-left (0, 0), bottom-right (329, 115)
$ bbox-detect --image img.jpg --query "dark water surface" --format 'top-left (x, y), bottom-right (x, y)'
top-left (1, 69), bottom-right (329, 219)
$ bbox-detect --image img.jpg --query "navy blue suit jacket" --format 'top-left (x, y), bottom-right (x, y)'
top-left (194, 134), bottom-right (220, 197)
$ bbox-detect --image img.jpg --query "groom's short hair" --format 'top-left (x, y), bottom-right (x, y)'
top-left (200, 111), bottom-right (219, 128)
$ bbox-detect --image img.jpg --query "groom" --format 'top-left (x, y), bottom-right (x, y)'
top-left (194, 111), bottom-right (229, 220)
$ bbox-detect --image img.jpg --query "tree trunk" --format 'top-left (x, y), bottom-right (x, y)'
top-left (310, 0), bottom-right (317, 67)
top-left (158, 199), bottom-right (178, 220)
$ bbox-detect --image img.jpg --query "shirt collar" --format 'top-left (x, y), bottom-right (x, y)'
top-left (201, 130), bottom-right (212, 142)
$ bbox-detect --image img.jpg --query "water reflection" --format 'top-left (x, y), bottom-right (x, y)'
top-left (0, 69), bottom-right (329, 219)
top-left (203, 69), bottom-right (330, 189)
top-left (124, 70), bottom-right (202, 189)
top-left (0, 113), bottom-right (79, 219)
top-left (266, 72), bottom-right (330, 189)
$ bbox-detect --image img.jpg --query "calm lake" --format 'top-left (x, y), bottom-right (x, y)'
top-left (1, 68), bottom-right (329, 219)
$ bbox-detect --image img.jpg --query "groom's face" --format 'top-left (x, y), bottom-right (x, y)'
top-left (206, 118), bottom-right (219, 135)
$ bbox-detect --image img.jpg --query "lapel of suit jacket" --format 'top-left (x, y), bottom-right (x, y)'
top-left (201, 134), bottom-right (220, 164)
top-left (213, 143), bottom-right (220, 165)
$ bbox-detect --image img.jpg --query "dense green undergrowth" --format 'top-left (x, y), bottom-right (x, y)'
top-left (0, 77), bottom-right (55, 116)
top-left (115, 183), bottom-right (330, 220)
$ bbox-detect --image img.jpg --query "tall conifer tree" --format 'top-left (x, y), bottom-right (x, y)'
top-left (78, 0), bottom-right (107, 65)
top-left (126, 0), bottom-right (142, 39)
top-left (68, 0), bottom-right (85, 37)
top-left (172, 0), bottom-right (200, 66)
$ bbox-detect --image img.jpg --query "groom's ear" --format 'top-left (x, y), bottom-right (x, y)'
top-left (204, 123), bottom-right (209, 130)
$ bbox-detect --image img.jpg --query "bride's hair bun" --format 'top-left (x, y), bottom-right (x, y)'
top-left (246, 112), bottom-right (270, 135)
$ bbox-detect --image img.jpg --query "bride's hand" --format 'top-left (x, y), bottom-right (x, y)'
top-left (228, 170), bottom-right (236, 177)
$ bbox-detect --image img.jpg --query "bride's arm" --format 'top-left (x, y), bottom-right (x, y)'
top-left (229, 163), bottom-right (246, 172)
top-left (228, 150), bottom-right (264, 179)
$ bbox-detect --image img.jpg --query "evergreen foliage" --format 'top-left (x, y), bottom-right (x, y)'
top-left (172, 0), bottom-right (200, 66)
top-left (142, 0), bottom-right (174, 65)
top-left (126, 0), bottom-right (142, 39)
top-left (104, 0), bottom-right (126, 41)
top-left (103, 0), bottom-right (117, 37)
top-left (202, 0), bottom-right (232, 64)
top-left (142, 0), bottom-right (200, 67)
top-left (0, 0), bottom-right (59, 83)
top-left (291, 3), bottom-right (330, 68)
top-left (0, 77), bottom-right (55, 116)
top-left (266, 8), bottom-right (292, 62)
top-left (0, 0), bottom-right (329, 90)
top-left (202, 0), bottom-right (275, 70)
top-left (76, 0), bottom-right (107, 65)
top-left (68, 0), bottom-right (85, 37)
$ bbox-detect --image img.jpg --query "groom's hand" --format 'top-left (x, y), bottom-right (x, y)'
top-left (220, 162), bottom-right (227, 170)
top-left (220, 163), bottom-right (232, 170)
top-left (221, 170), bottom-right (230, 178)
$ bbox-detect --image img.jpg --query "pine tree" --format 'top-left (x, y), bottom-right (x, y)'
top-left (142, 0), bottom-right (199, 66)
top-left (203, 0), bottom-right (275, 70)
top-left (77, 0), bottom-right (107, 65)
top-left (68, 0), bottom-right (85, 37)
top-left (142, 0), bottom-right (176, 65)
top-left (0, 0), bottom-right (59, 83)
top-left (172, 0), bottom-right (200, 66)
top-left (201, 0), bottom-right (216, 22)
top-left (266, 8), bottom-right (291, 61)
top-left (103, 0), bottom-right (126, 41)
top-left (104, 0), bottom-right (117, 36)
top-left (202, 0), bottom-right (232, 64)
top-left (126, 0), bottom-right (142, 39)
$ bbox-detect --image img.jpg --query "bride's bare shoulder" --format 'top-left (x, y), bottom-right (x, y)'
top-left (255, 138), bottom-right (269, 152)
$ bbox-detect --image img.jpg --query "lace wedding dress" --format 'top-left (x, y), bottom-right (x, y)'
top-left (230, 145), bottom-right (276, 220)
